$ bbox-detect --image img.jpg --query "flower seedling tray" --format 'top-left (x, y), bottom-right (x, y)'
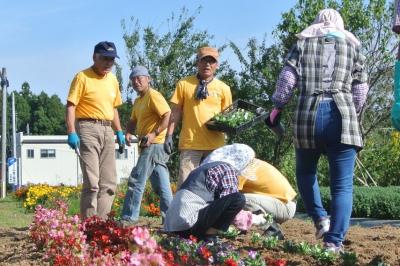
top-left (206, 99), bottom-right (268, 134)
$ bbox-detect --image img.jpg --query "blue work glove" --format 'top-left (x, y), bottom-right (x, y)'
top-left (116, 130), bottom-right (126, 146)
top-left (67, 132), bottom-right (80, 149)
top-left (164, 135), bottom-right (174, 155)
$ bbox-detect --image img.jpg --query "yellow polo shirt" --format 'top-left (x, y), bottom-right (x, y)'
top-left (238, 159), bottom-right (297, 203)
top-left (170, 75), bottom-right (232, 150)
top-left (131, 88), bottom-right (170, 144)
top-left (67, 67), bottom-right (122, 120)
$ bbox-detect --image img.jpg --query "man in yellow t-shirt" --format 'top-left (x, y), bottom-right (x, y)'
top-left (238, 159), bottom-right (297, 223)
top-left (165, 46), bottom-right (232, 187)
top-left (65, 41), bottom-right (124, 219)
top-left (120, 66), bottom-right (173, 225)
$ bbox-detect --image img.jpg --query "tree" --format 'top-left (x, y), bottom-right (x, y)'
top-left (227, 39), bottom-right (294, 164)
top-left (30, 92), bottom-right (65, 135)
top-left (121, 7), bottom-right (218, 99)
top-left (20, 81), bottom-right (33, 99)
top-left (14, 93), bottom-right (31, 133)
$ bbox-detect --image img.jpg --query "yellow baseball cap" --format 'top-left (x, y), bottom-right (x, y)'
top-left (197, 46), bottom-right (219, 61)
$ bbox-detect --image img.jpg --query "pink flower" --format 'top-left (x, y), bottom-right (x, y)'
top-left (143, 238), bottom-right (157, 252)
top-left (129, 253), bottom-right (147, 265)
top-left (147, 253), bottom-right (165, 265)
top-left (129, 227), bottom-right (151, 246)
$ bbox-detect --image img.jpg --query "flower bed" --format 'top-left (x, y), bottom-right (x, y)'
top-left (29, 202), bottom-right (292, 266)
top-left (13, 199), bottom-right (396, 265)
top-left (15, 182), bottom-right (177, 219)
top-left (30, 201), bottom-right (164, 265)
top-left (20, 184), bottom-right (396, 265)
top-left (15, 184), bottom-right (80, 210)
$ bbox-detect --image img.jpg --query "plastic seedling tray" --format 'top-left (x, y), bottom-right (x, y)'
top-left (206, 99), bottom-right (268, 134)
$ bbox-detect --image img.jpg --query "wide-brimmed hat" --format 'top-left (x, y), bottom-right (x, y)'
top-left (201, 143), bottom-right (255, 178)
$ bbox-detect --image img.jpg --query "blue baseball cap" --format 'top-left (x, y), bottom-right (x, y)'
top-left (94, 41), bottom-right (119, 58)
top-left (129, 66), bottom-right (150, 79)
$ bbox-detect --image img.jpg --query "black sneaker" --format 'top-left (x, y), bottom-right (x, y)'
top-left (263, 222), bottom-right (284, 240)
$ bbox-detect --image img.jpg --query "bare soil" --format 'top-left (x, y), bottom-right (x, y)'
top-left (1, 218), bottom-right (399, 265)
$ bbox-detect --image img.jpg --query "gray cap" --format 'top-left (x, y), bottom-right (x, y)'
top-left (129, 66), bottom-right (150, 79)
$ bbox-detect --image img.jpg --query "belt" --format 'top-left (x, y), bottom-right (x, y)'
top-left (321, 93), bottom-right (334, 102)
top-left (78, 118), bottom-right (112, 126)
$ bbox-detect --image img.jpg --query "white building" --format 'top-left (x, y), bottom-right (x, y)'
top-left (15, 132), bottom-right (138, 186)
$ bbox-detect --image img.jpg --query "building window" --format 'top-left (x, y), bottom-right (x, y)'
top-left (115, 149), bottom-right (128, 160)
top-left (27, 149), bottom-right (34, 158)
top-left (40, 149), bottom-right (56, 158)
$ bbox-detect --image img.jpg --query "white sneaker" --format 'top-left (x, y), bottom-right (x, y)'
top-left (315, 217), bottom-right (330, 239)
top-left (323, 242), bottom-right (344, 254)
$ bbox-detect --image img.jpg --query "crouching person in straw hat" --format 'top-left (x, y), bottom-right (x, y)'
top-left (163, 143), bottom-right (255, 242)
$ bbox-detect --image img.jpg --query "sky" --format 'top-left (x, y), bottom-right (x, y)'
top-left (0, 1), bottom-right (297, 101)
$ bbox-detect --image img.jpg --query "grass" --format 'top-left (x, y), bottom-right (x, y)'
top-left (0, 196), bottom-right (33, 228)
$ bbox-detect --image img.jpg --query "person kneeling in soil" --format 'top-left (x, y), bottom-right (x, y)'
top-left (163, 144), bottom-right (255, 241)
top-left (202, 147), bottom-right (297, 239)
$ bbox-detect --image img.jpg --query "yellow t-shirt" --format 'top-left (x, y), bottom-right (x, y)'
top-left (131, 88), bottom-right (171, 144)
top-left (238, 159), bottom-right (297, 203)
top-left (170, 75), bottom-right (232, 150)
top-left (67, 67), bottom-right (122, 120)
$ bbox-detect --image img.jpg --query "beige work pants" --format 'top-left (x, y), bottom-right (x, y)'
top-left (178, 149), bottom-right (212, 188)
top-left (77, 120), bottom-right (117, 219)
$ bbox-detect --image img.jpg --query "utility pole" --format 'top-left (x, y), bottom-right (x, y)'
top-left (1, 68), bottom-right (8, 198)
top-left (11, 92), bottom-right (17, 188)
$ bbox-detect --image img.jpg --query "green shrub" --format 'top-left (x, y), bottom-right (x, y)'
top-left (296, 186), bottom-right (400, 219)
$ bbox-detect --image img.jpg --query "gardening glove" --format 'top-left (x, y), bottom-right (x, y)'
top-left (116, 130), bottom-right (126, 146)
top-left (233, 210), bottom-right (253, 231)
top-left (265, 108), bottom-right (282, 128)
top-left (67, 132), bottom-right (80, 150)
top-left (116, 130), bottom-right (126, 154)
top-left (164, 135), bottom-right (174, 155)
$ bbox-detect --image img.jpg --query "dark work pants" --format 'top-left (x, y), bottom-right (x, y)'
top-left (180, 192), bottom-right (245, 238)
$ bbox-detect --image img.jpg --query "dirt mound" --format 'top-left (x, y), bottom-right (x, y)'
top-left (0, 227), bottom-right (48, 265)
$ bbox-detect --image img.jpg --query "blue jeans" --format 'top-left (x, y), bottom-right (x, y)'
top-left (295, 100), bottom-right (357, 245)
top-left (121, 144), bottom-right (173, 221)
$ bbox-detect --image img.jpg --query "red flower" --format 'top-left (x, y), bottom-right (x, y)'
top-left (166, 251), bottom-right (174, 262)
top-left (101, 234), bottom-right (110, 243)
top-left (199, 246), bottom-right (212, 259)
top-left (189, 235), bottom-right (198, 243)
top-left (224, 258), bottom-right (238, 266)
top-left (274, 259), bottom-right (287, 266)
top-left (181, 254), bottom-right (189, 264)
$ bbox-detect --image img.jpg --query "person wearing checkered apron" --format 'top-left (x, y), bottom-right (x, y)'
top-left (269, 9), bottom-right (369, 253)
